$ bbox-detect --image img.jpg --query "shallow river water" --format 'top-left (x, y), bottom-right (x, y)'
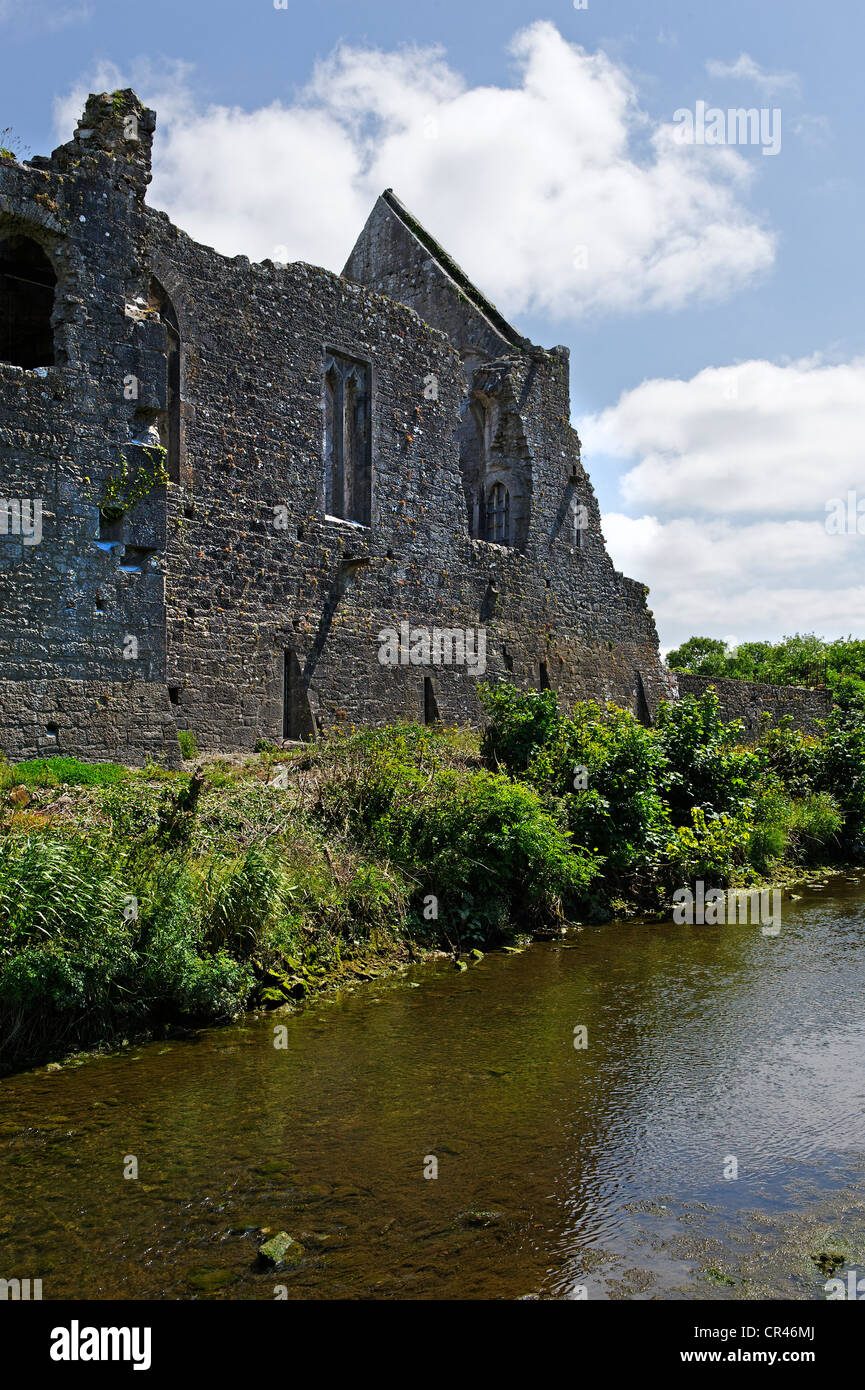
top-left (1, 878), bottom-right (864, 1300)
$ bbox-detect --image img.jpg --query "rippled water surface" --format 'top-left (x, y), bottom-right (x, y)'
top-left (2, 879), bottom-right (864, 1299)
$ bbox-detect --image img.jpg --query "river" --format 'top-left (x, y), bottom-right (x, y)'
top-left (1, 877), bottom-right (864, 1299)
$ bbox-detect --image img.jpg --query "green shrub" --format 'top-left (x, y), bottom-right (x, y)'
top-left (748, 784), bottom-right (793, 873)
top-left (654, 690), bottom-right (762, 823)
top-left (314, 728), bottom-right (598, 940)
top-left (663, 805), bottom-right (755, 887)
top-left (479, 682), bottom-right (561, 774)
top-left (755, 721), bottom-right (816, 795)
top-left (810, 708), bottom-right (865, 847)
top-left (528, 700), bottom-right (671, 871)
top-left (177, 730), bottom-right (199, 760)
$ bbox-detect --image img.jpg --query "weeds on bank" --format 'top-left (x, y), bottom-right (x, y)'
top-left (1, 689), bottom-right (862, 1070)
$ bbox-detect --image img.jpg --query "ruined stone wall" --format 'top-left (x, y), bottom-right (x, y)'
top-left (0, 679), bottom-right (181, 766)
top-left (0, 162), bottom-right (168, 682)
top-left (343, 195), bottom-right (672, 720)
top-left (1, 89), bottom-right (674, 764)
top-left (675, 673), bottom-right (832, 738)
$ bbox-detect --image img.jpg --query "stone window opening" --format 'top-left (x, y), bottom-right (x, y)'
top-left (485, 481), bottom-right (510, 545)
top-left (459, 389), bottom-right (529, 548)
top-left (98, 513), bottom-right (124, 545)
top-left (572, 496), bottom-right (585, 551)
top-left (539, 660), bottom-right (551, 691)
top-left (323, 350), bottom-right (371, 527)
top-left (634, 672), bottom-right (652, 726)
top-left (146, 278), bottom-right (182, 482)
top-left (0, 233), bottom-right (56, 369)
top-left (423, 676), bottom-right (439, 725)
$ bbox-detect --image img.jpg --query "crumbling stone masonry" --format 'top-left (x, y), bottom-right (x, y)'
top-left (675, 674), bottom-right (832, 739)
top-left (0, 90), bottom-right (713, 764)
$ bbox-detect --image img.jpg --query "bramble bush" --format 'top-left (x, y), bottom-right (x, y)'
top-left (478, 681), bottom-right (861, 898)
top-left (312, 724), bottom-right (599, 941)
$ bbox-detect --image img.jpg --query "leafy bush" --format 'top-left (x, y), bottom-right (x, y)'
top-left (479, 682), bottom-right (560, 774)
top-left (747, 784), bottom-right (794, 873)
top-left (663, 805), bottom-right (755, 887)
top-left (755, 720), bottom-right (817, 796)
top-left (314, 725), bottom-right (598, 941)
top-left (810, 707), bottom-right (865, 847)
top-left (654, 690), bottom-right (761, 823)
top-left (177, 730), bottom-right (199, 760)
top-left (527, 701), bottom-right (670, 872)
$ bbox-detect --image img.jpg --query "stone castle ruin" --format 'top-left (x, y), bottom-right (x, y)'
top-left (0, 92), bottom-right (827, 765)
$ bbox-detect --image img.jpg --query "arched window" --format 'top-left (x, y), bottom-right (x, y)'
top-left (323, 350), bottom-right (371, 526)
top-left (0, 234), bottom-right (56, 368)
top-left (147, 278), bottom-right (181, 482)
top-left (486, 482), bottom-right (510, 545)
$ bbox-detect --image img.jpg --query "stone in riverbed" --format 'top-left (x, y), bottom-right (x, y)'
top-left (257, 1231), bottom-right (305, 1267)
top-left (458, 1209), bottom-right (504, 1228)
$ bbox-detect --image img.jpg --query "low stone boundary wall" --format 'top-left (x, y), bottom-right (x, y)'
top-left (0, 680), bottom-right (182, 767)
top-left (675, 673), bottom-right (832, 738)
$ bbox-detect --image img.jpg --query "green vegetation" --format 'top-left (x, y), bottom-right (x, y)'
top-left (0, 126), bottom-right (29, 161)
top-left (177, 730), bottom-right (199, 760)
top-left (1, 686), bottom-right (862, 1072)
top-left (0, 756), bottom-right (126, 789)
top-left (667, 632), bottom-right (865, 708)
top-left (97, 445), bottom-right (169, 521)
top-left (480, 684), bottom-right (862, 911)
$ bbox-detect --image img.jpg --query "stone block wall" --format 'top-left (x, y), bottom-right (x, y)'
top-left (0, 679), bottom-right (181, 766)
top-left (675, 673), bottom-right (832, 738)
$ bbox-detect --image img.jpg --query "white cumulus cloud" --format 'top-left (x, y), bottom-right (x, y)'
top-left (591, 356), bottom-right (865, 646)
top-left (585, 357), bottom-right (865, 517)
top-left (53, 22), bottom-right (776, 319)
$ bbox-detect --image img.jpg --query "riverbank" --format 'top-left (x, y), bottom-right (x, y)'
top-left (2, 686), bottom-right (863, 1073)
top-left (3, 878), bottom-right (864, 1299)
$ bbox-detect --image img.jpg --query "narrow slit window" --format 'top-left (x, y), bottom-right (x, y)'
top-left (323, 350), bottom-right (371, 526)
top-left (423, 676), bottom-right (439, 726)
top-left (486, 482), bottom-right (510, 545)
top-left (147, 279), bottom-right (182, 482)
top-left (283, 649), bottom-right (315, 742)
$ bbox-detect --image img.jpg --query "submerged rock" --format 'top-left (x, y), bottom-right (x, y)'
top-left (257, 1231), bottom-right (305, 1267)
top-left (458, 1209), bottom-right (504, 1228)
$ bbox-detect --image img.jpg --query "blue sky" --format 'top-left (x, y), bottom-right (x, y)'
top-left (2, 0), bottom-right (863, 650)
